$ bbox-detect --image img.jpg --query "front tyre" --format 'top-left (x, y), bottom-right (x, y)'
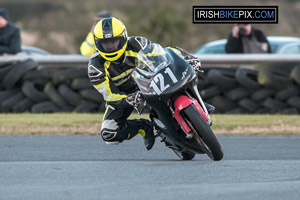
top-left (183, 104), bottom-right (224, 161)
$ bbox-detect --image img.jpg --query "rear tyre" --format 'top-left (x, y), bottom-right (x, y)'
top-left (183, 104), bottom-right (223, 161)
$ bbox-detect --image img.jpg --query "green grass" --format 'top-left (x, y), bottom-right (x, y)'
top-left (0, 113), bottom-right (299, 136)
top-left (210, 114), bottom-right (300, 135)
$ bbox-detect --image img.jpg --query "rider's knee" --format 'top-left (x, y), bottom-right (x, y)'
top-left (100, 119), bottom-right (123, 144)
top-left (101, 130), bottom-right (121, 145)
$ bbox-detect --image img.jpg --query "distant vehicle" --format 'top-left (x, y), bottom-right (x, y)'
top-left (193, 36), bottom-right (300, 55)
top-left (276, 41), bottom-right (300, 54)
top-left (21, 46), bottom-right (50, 55)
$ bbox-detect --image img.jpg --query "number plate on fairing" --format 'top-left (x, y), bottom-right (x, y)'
top-left (149, 67), bottom-right (178, 95)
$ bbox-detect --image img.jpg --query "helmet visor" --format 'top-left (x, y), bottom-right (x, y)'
top-left (95, 36), bottom-right (126, 53)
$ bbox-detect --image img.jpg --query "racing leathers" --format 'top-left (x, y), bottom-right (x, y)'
top-left (88, 36), bottom-right (158, 150)
top-left (87, 36), bottom-right (212, 150)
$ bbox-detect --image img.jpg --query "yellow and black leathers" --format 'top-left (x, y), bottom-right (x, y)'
top-left (88, 36), bottom-right (188, 147)
top-left (88, 36), bottom-right (154, 146)
top-left (88, 36), bottom-right (147, 108)
top-left (88, 36), bottom-right (188, 108)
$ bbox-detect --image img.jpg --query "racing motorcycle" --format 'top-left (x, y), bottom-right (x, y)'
top-left (132, 43), bottom-right (223, 161)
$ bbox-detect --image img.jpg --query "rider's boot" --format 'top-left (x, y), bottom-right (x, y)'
top-left (204, 102), bottom-right (215, 114)
top-left (128, 119), bottom-right (155, 150)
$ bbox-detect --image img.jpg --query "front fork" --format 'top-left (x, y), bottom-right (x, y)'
top-left (192, 85), bottom-right (211, 120)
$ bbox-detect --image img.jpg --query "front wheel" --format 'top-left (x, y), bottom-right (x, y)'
top-left (183, 104), bottom-right (224, 161)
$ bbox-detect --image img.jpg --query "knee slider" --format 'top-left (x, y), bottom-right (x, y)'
top-left (101, 129), bottom-right (117, 141)
top-left (101, 119), bottom-right (121, 144)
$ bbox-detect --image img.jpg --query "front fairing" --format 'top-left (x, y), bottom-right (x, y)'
top-left (133, 44), bottom-right (207, 154)
top-left (132, 44), bottom-right (196, 101)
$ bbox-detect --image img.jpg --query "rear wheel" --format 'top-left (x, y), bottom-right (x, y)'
top-left (183, 104), bottom-right (223, 161)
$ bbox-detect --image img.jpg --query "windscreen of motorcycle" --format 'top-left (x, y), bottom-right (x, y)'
top-left (135, 43), bottom-right (172, 76)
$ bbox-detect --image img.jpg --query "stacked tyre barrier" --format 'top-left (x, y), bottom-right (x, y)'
top-left (0, 59), bottom-right (105, 113)
top-left (0, 58), bottom-right (300, 114)
top-left (200, 64), bottom-right (300, 114)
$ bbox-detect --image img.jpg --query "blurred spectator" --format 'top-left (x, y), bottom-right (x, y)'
top-left (225, 24), bottom-right (271, 54)
top-left (0, 8), bottom-right (21, 56)
top-left (80, 10), bottom-right (112, 56)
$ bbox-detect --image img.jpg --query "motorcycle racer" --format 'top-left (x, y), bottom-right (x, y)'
top-left (88, 17), bottom-right (214, 150)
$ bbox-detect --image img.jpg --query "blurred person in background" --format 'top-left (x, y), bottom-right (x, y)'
top-left (80, 10), bottom-right (112, 56)
top-left (0, 8), bottom-right (21, 56)
top-left (225, 23), bottom-right (271, 54)
top-left (88, 17), bottom-right (215, 150)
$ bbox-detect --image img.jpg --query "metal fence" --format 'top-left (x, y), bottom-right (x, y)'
top-left (1, 54), bottom-right (300, 67)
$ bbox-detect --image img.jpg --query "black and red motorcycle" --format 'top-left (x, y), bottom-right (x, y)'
top-left (132, 43), bottom-right (223, 161)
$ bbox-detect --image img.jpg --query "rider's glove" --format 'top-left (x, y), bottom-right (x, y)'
top-left (185, 54), bottom-right (201, 72)
top-left (126, 91), bottom-right (145, 107)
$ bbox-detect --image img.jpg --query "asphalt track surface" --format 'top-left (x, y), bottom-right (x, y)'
top-left (0, 135), bottom-right (300, 200)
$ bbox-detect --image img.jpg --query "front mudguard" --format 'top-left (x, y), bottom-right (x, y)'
top-left (173, 95), bottom-right (209, 134)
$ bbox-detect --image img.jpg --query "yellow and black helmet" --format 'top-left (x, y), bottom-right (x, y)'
top-left (94, 17), bottom-right (128, 61)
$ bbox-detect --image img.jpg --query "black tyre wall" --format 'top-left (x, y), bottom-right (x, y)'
top-left (58, 84), bottom-right (83, 106)
top-left (71, 78), bottom-right (93, 90)
top-left (31, 101), bottom-right (60, 113)
top-left (80, 89), bottom-right (104, 103)
top-left (235, 68), bottom-right (261, 90)
top-left (258, 69), bottom-right (292, 90)
top-left (290, 66), bottom-right (300, 85)
top-left (22, 81), bottom-right (49, 103)
top-left (52, 67), bottom-right (88, 85)
top-left (207, 69), bottom-right (238, 90)
top-left (44, 82), bottom-right (72, 110)
top-left (75, 101), bottom-right (99, 113)
top-left (1, 93), bottom-right (25, 112)
top-left (1, 62), bottom-right (300, 114)
top-left (13, 98), bottom-right (35, 113)
top-left (2, 59), bottom-right (38, 90)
